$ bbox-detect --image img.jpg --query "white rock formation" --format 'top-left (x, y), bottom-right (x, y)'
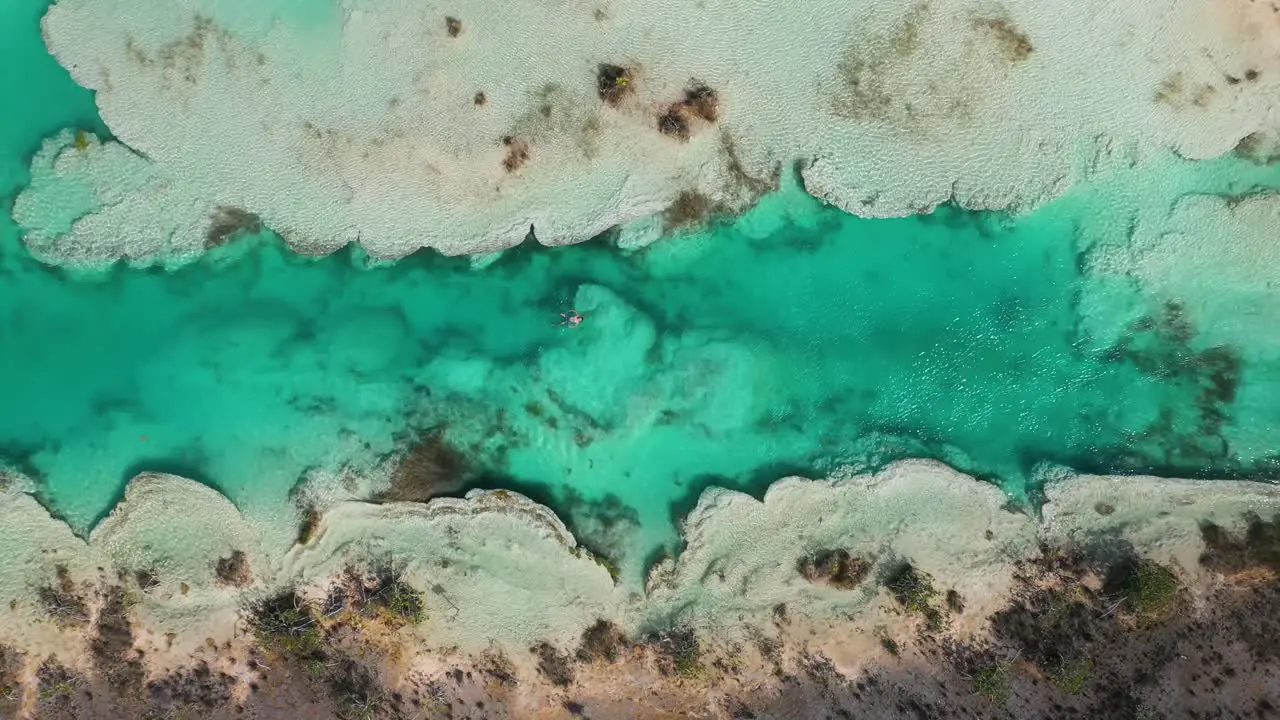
top-left (2, 462), bottom-right (1278, 660)
top-left (13, 0), bottom-right (1278, 265)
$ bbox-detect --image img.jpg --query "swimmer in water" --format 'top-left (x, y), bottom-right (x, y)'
top-left (559, 310), bottom-right (584, 328)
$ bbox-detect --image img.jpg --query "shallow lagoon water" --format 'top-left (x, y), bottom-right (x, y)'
top-left (3, 0), bottom-right (1280, 576)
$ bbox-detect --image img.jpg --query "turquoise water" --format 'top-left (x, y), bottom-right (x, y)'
top-left (4, 1), bottom-right (1280, 575)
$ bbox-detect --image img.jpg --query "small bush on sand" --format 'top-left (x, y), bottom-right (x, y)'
top-left (799, 652), bottom-right (843, 689)
top-left (531, 642), bottom-right (575, 687)
top-left (653, 628), bottom-right (703, 679)
top-left (657, 83), bottom-right (721, 140)
top-left (577, 619), bottom-right (629, 663)
top-left (145, 661), bottom-right (237, 716)
top-left (329, 565), bottom-right (426, 626)
top-left (330, 656), bottom-right (384, 720)
top-left (797, 549), bottom-right (871, 590)
top-left (0, 645), bottom-right (22, 706)
top-left (36, 659), bottom-right (79, 702)
top-left (1124, 560), bottom-right (1179, 624)
top-left (134, 568), bottom-right (161, 593)
top-left (205, 206), bottom-right (262, 249)
top-left (596, 64), bottom-right (635, 106)
top-left (662, 190), bottom-right (716, 231)
top-left (873, 626), bottom-right (899, 656)
top-left (215, 550), bottom-right (253, 588)
top-left (92, 586), bottom-right (144, 689)
top-left (682, 84), bottom-right (719, 122)
top-left (38, 565), bottom-right (89, 627)
top-left (1200, 513), bottom-right (1280, 573)
top-left (249, 594), bottom-right (324, 660)
top-left (971, 662), bottom-right (1012, 703)
top-left (249, 593), bottom-right (395, 717)
top-left (658, 106), bottom-right (690, 139)
top-left (378, 577), bottom-right (426, 625)
top-left (886, 563), bottom-right (945, 630)
top-left (478, 648), bottom-right (519, 687)
top-left (1049, 655), bottom-right (1093, 694)
top-left (501, 136), bottom-right (530, 173)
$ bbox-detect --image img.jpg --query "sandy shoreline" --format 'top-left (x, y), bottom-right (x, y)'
top-left (11, 0), bottom-right (1279, 265)
top-left (1, 461), bottom-right (1278, 717)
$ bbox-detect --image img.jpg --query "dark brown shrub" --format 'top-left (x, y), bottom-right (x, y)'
top-left (215, 550), bottom-right (253, 588)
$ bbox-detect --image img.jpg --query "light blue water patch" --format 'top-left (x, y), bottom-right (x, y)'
top-left (5, 0), bottom-right (1280, 580)
top-left (202, 0), bottom-right (339, 37)
top-left (0, 0), bottom-right (105, 196)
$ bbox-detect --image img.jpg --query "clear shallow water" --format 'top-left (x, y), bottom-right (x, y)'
top-left (4, 1), bottom-right (1280, 576)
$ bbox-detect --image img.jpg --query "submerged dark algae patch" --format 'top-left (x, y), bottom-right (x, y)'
top-left (375, 428), bottom-right (467, 503)
top-left (205, 206), bottom-right (262, 249)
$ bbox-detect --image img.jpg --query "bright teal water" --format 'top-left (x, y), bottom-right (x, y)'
top-left (4, 1), bottom-right (1280, 575)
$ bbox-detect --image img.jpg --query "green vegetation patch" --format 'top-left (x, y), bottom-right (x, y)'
top-left (572, 545), bottom-right (620, 583)
top-left (327, 564), bottom-right (427, 627)
top-left (798, 549), bottom-right (872, 590)
top-left (653, 627), bottom-right (704, 679)
top-left (248, 593), bottom-right (325, 661)
top-left (91, 586), bottom-right (144, 689)
top-left (330, 657), bottom-right (384, 720)
top-left (0, 645), bottom-right (22, 707)
top-left (376, 576), bottom-right (426, 625)
top-left (1124, 560), bottom-right (1180, 624)
top-left (35, 659), bottom-right (79, 703)
top-left (886, 562), bottom-right (947, 630)
top-left (1049, 655), bottom-right (1093, 694)
top-left (971, 661), bottom-right (1013, 704)
top-left (247, 591), bottom-right (391, 718)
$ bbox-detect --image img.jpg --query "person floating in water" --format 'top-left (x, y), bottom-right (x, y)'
top-left (559, 310), bottom-right (584, 328)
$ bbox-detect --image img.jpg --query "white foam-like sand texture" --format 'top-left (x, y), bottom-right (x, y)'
top-left (1042, 473), bottom-right (1280, 583)
top-left (285, 489), bottom-right (624, 650)
top-left (0, 489), bottom-right (98, 657)
top-left (646, 460), bottom-right (1039, 629)
top-left (3, 463), bottom-right (1279, 661)
top-left (1120, 194), bottom-right (1280, 352)
top-left (0, 474), bottom-right (631, 656)
top-left (14, 0), bottom-right (1279, 264)
top-left (89, 472), bottom-right (270, 627)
